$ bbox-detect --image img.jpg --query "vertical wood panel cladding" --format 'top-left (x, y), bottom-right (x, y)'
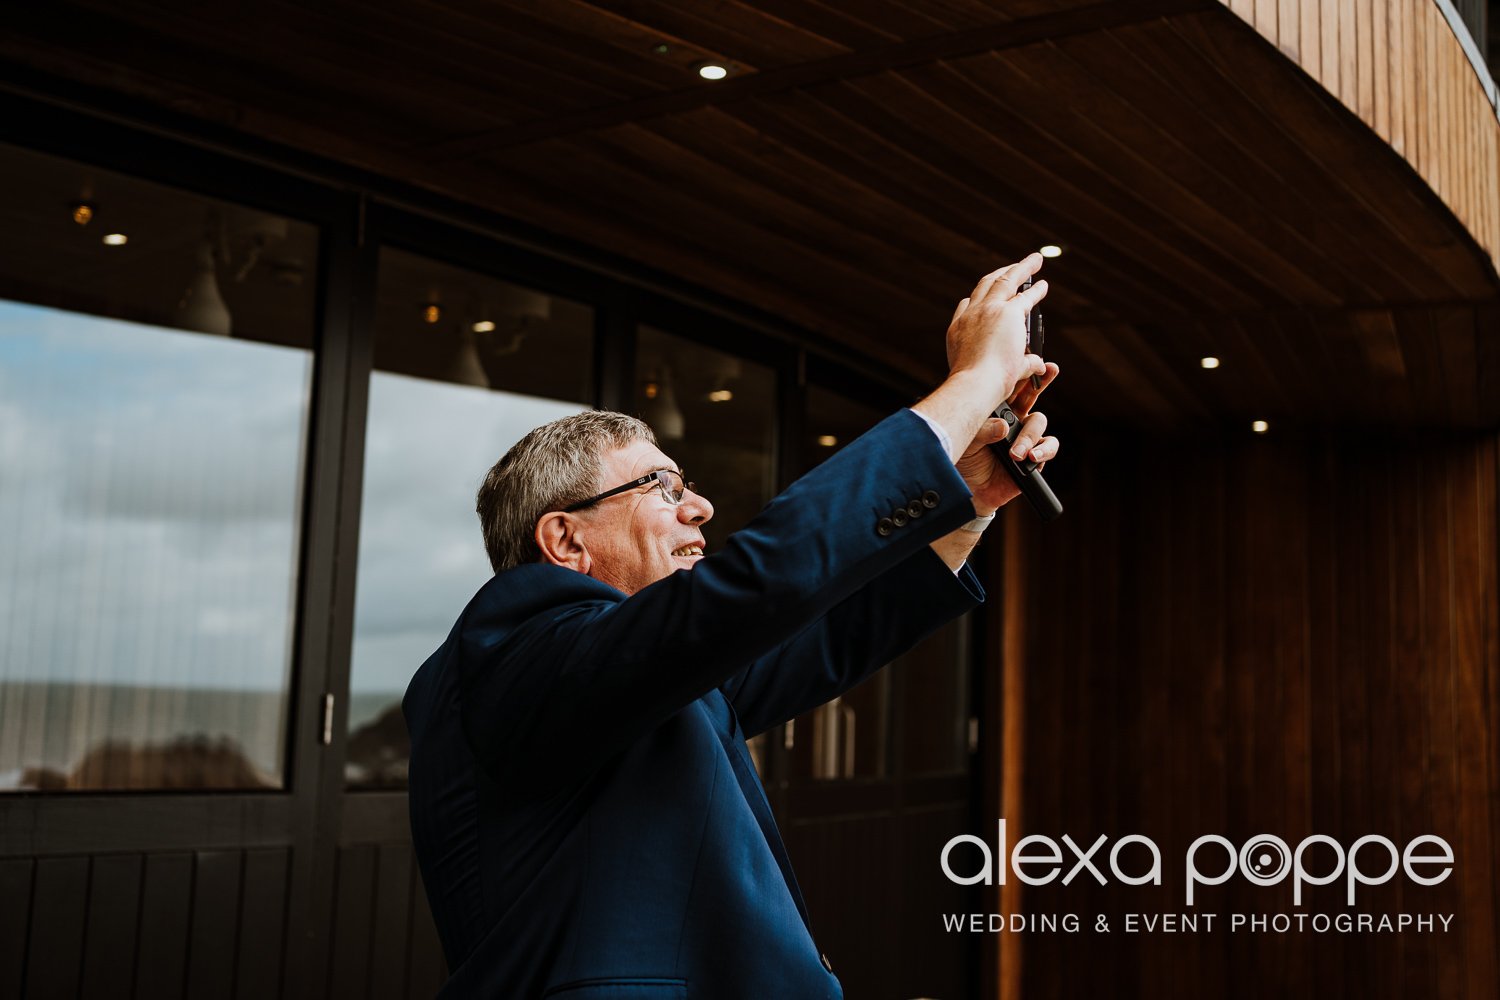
top-left (25, 856), bottom-right (88, 999)
top-left (3, 849), bottom-right (291, 1000)
top-left (1000, 432), bottom-right (1500, 998)
top-left (0, 860), bottom-right (35, 998)
top-left (784, 813), bottom-right (899, 998)
top-left (1217, 0), bottom-right (1500, 275)
top-left (79, 854), bottom-right (144, 1000)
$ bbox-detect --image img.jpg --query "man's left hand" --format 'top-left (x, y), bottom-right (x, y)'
top-left (954, 362), bottom-right (1061, 515)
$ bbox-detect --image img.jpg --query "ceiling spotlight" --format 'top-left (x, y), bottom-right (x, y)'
top-left (697, 62), bottom-right (728, 80)
top-left (422, 304), bottom-right (442, 324)
top-left (1251, 420), bottom-right (1269, 433)
top-left (472, 320), bottom-right (496, 333)
top-left (817, 435), bottom-right (838, 448)
top-left (101, 233), bottom-right (128, 246)
top-left (1200, 356), bottom-right (1221, 369)
top-left (71, 202), bottom-right (95, 226)
top-left (707, 389), bottom-right (733, 403)
top-left (1039, 244), bottom-right (1062, 258)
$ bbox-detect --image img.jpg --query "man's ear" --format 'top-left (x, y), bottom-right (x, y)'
top-left (535, 511), bottom-right (591, 574)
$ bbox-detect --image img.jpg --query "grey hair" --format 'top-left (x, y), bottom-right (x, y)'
top-left (477, 410), bottom-right (656, 573)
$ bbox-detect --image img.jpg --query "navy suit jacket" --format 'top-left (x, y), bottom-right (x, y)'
top-left (405, 409), bottom-right (985, 999)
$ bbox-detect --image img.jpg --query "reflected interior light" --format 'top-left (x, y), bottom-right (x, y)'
top-left (422, 304), bottom-right (442, 324)
top-left (101, 233), bottom-right (128, 246)
top-left (1251, 420), bottom-right (1269, 433)
top-left (644, 382), bottom-right (659, 399)
top-left (698, 63), bottom-right (728, 80)
top-left (71, 202), bottom-right (95, 226)
top-left (1039, 244), bottom-right (1062, 258)
top-left (472, 320), bottom-right (496, 333)
top-left (707, 389), bottom-right (733, 403)
top-left (817, 434), bottom-right (838, 447)
top-left (1200, 356), bottom-right (1221, 369)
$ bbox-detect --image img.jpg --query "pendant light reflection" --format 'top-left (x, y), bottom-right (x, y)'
top-left (180, 239), bottom-right (231, 336)
top-left (642, 368), bottom-right (685, 440)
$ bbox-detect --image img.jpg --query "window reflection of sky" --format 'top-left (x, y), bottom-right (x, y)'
top-left (349, 372), bottom-right (584, 725)
top-left (0, 299), bottom-right (309, 690)
top-left (0, 299), bottom-right (310, 784)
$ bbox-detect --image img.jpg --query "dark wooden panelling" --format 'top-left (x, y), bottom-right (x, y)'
top-left (895, 805), bottom-right (972, 1000)
top-left (133, 853), bottom-right (193, 1000)
top-left (186, 851), bottom-right (245, 997)
top-left (235, 848), bottom-right (290, 1000)
top-left (23, 856), bottom-right (88, 1000)
top-left (405, 868), bottom-right (447, 998)
top-left (78, 854), bottom-right (144, 1000)
top-left (0, 859), bottom-right (35, 998)
top-left (1000, 430), bottom-right (1500, 998)
top-left (368, 845), bottom-right (414, 1000)
top-left (326, 844), bottom-right (377, 1000)
top-left (785, 813), bottom-right (900, 998)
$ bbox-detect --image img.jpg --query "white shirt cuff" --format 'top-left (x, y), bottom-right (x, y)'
top-left (908, 408), bottom-right (960, 462)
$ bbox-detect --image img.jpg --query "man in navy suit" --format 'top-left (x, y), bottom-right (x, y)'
top-left (405, 255), bottom-right (1059, 998)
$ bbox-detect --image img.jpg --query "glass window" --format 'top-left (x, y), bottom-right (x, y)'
top-left (345, 249), bottom-right (594, 788)
top-left (633, 326), bottom-right (777, 770)
top-left (786, 386), bottom-right (972, 780)
top-left (632, 326), bottom-right (776, 558)
top-left (0, 143), bottom-right (319, 791)
top-left (788, 388), bottom-right (892, 781)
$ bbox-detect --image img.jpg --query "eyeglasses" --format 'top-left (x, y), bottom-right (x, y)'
top-left (563, 469), bottom-right (695, 512)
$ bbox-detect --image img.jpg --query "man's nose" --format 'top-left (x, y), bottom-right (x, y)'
top-left (679, 489), bottom-right (713, 525)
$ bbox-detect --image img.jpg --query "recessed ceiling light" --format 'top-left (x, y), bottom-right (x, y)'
top-left (422, 304), bottom-right (442, 324)
top-left (71, 202), bottom-right (95, 226)
top-left (698, 62), bottom-right (728, 81)
top-left (101, 233), bottom-right (127, 246)
top-left (1200, 356), bottom-right (1220, 369)
top-left (1039, 245), bottom-right (1062, 258)
top-left (707, 389), bottom-right (733, 403)
top-left (1251, 420), bottom-right (1269, 433)
top-left (472, 320), bottom-right (495, 333)
top-left (817, 435), bottom-right (838, 447)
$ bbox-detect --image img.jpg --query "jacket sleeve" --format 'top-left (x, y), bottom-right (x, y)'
top-left (457, 409), bottom-right (976, 794)
top-left (719, 546), bottom-right (983, 738)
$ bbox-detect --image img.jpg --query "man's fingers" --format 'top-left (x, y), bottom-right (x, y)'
top-left (996, 253), bottom-right (1044, 300)
top-left (950, 296), bottom-right (971, 324)
top-left (1026, 436), bottom-right (1059, 464)
top-left (1015, 276), bottom-right (1049, 310)
top-left (970, 253), bottom-right (1042, 305)
top-left (1010, 361), bottom-right (1060, 413)
top-left (1009, 411), bottom-right (1049, 460)
top-left (968, 265), bottom-right (1010, 305)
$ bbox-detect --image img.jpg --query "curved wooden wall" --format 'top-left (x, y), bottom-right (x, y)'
top-left (1220, 0), bottom-right (1500, 276)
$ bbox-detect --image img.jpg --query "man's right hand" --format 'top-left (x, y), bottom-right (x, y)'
top-left (914, 256), bottom-right (1049, 500)
top-left (944, 253), bottom-right (1049, 398)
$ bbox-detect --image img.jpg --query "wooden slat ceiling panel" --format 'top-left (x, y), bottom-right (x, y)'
top-left (0, 0), bottom-right (1494, 431)
top-left (839, 60), bottom-right (1273, 312)
top-left (1055, 25), bottom-right (1398, 304)
top-left (1168, 12), bottom-right (1496, 297)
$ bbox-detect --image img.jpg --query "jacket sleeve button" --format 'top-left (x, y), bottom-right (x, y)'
top-left (877, 517), bottom-right (894, 536)
top-left (907, 500), bottom-right (924, 519)
top-left (921, 490), bottom-right (940, 509)
top-left (891, 507), bottom-right (909, 527)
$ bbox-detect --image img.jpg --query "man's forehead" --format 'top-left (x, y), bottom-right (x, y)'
top-left (607, 440), bottom-right (679, 478)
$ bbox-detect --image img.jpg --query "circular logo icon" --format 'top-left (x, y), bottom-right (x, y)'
top-left (1239, 835), bottom-right (1292, 885)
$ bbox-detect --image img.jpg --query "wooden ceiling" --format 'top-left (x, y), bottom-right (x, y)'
top-left (1, 0), bottom-right (1496, 430)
